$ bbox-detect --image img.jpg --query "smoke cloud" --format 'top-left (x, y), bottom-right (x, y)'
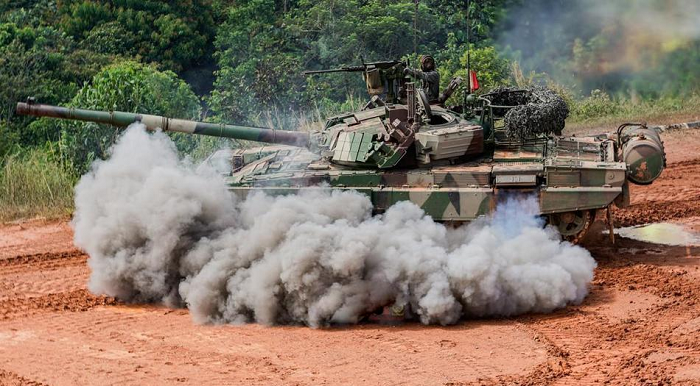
top-left (499, 0), bottom-right (700, 94)
top-left (73, 125), bottom-right (596, 327)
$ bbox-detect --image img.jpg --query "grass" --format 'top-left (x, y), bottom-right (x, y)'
top-left (564, 93), bottom-right (700, 136)
top-left (0, 148), bottom-right (76, 222)
top-left (569, 92), bottom-right (700, 124)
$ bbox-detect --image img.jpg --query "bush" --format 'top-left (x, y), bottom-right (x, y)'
top-left (571, 89), bottom-right (621, 120)
top-left (58, 60), bottom-right (203, 173)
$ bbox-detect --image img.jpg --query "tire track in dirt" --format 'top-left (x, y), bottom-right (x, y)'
top-left (0, 250), bottom-right (86, 271)
top-left (615, 199), bottom-right (700, 228)
top-left (0, 307), bottom-right (548, 386)
top-left (0, 369), bottom-right (48, 386)
top-left (0, 289), bottom-right (117, 321)
top-left (0, 250), bottom-right (91, 303)
top-left (0, 220), bottom-right (74, 259)
top-left (1, 266), bottom-right (88, 301)
top-left (0, 307), bottom-right (298, 386)
top-left (476, 237), bottom-right (700, 385)
top-left (614, 157), bottom-right (700, 227)
top-left (352, 323), bottom-right (545, 382)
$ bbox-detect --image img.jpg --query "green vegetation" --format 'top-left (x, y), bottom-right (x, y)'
top-left (499, 0), bottom-right (700, 97)
top-left (0, 146), bottom-right (76, 221)
top-left (1, 0), bottom-right (698, 221)
top-left (58, 61), bottom-right (203, 174)
top-left (568, 91), bottom-right (700, 129)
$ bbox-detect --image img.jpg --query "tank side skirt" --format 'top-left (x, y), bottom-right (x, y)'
top-left (226, 185), bottom-right (620, 221)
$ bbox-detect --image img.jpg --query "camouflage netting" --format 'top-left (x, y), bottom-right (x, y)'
top-left (483, 86), bottom-right (570, 140)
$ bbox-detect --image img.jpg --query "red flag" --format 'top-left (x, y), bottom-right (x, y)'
top-left (469, 70), bottom-right (480, 92)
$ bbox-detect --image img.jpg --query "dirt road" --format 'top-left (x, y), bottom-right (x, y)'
top-left (0, 129), bottom-right (698, 385)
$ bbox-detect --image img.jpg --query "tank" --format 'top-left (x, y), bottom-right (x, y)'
top-left (15, 68), bottom-right (668, 243)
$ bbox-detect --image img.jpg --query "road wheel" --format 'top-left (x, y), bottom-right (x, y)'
top-left (549, 210), bottom-right (595, 244)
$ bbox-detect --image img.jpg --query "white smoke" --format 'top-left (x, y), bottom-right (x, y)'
top-left (73, 125), bottom-right (597, 327)
top-left (586, 0), bottom-right (700, 41)
top-left (499, 0), bottom-right (700, 92)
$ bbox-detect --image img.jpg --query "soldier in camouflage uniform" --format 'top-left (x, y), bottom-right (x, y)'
top-left (404, 55), bottom-right (440, 102)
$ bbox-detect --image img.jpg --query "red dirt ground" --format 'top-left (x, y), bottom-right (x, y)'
top-left (0, 128), bottom-right (698, 386)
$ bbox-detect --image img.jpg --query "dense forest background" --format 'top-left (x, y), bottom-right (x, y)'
top-left (1, 0), bottom-right (699, 219)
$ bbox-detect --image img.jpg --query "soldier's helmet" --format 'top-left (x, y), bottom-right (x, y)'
top-left (420, 55), bottom-right (435, 71)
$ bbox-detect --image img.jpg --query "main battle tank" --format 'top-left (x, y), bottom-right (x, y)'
top-left (15, 63), bottom-right (667, 243)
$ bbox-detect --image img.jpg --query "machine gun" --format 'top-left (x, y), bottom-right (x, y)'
top-left (304, 60), bottom-right (408, 105)
top-left (302, 60), bottom-right (403, 75)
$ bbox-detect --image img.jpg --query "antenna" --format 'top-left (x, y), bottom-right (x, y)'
top-left (414, 0), bottom-right (419, 57)
top-left (463, 0), bottom-right (471, 113)
top-left (466, 0), bottom-right (471, 94)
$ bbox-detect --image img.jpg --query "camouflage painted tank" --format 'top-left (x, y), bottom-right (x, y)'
top-left (15, 64), bottom-right (666, 243)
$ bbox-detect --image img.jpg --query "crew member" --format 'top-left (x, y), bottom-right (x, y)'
top-left (404, 55), bottom-right (440, 102)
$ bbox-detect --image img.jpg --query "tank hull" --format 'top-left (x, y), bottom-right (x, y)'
top-left (215, 133), bottom-right (628, 224)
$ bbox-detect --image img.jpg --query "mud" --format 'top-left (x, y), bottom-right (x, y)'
top-left (0, 128), bottom-right (698, 385)
top-left (614, 223), bottom-right (700, 246)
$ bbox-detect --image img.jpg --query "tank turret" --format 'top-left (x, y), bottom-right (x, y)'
top-left (16, 83), bottom-right (486, 170)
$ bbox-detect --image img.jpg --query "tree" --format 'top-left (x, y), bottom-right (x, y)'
top-left (209, 0), bottom-right (518, 122)
top-left (208, 0), bottom-right (305, 123)
top-left (436, 36), bottom-right (510, 103)
top-left (57, 0), bottom-right (215, 72)
top-left (58, 61), bottom-right (202, 173)
top-left (0, 19), bottom-right (113, 153)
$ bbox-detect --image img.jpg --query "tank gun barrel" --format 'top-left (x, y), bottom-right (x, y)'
top-left (15, 100), bottom-right (310, 147)
top-left (653, 120), bottom-right (700, 132)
